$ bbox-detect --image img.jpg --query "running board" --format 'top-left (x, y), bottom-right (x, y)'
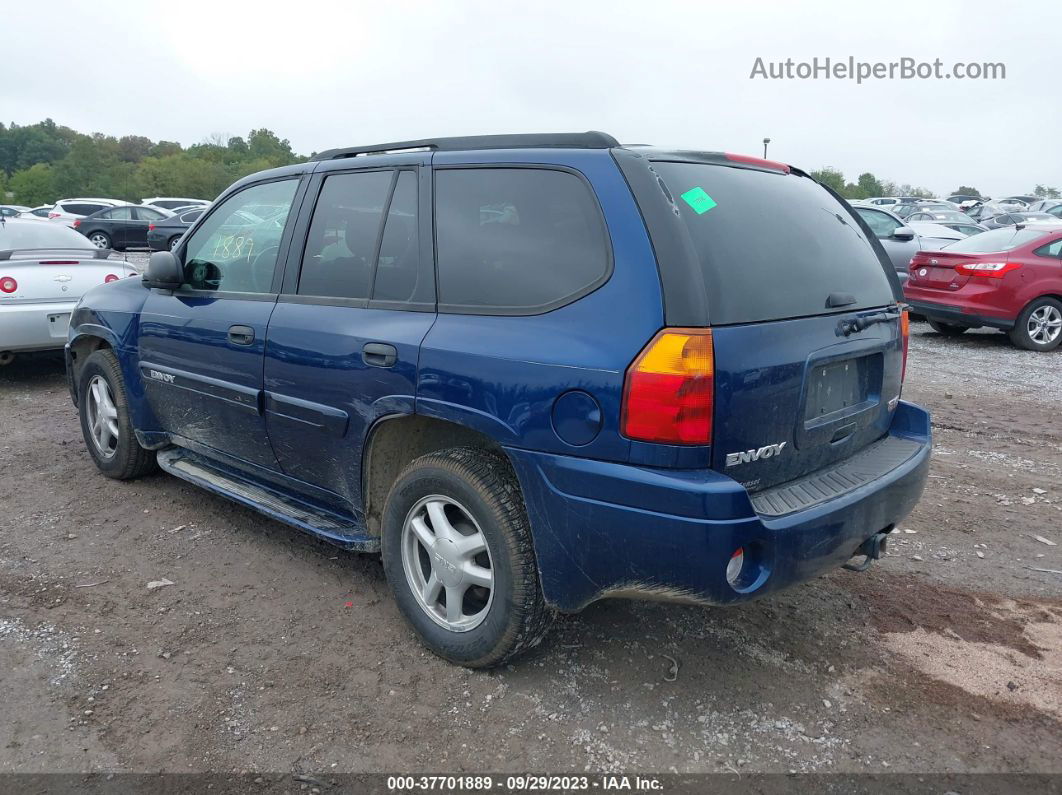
top-left (156, 448), bottom-right (379, 552)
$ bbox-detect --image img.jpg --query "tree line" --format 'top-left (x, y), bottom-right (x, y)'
top-left (0, 119), bottom-right (304, 206)
top-left (2, 119), bottom-right (1059, 207)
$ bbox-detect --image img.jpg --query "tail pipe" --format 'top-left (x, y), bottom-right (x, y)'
top-left (843, 527), bottom-right (892, 572)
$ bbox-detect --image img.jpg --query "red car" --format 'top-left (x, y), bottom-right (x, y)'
top-left (904, 225), bottom-right (1062, 351)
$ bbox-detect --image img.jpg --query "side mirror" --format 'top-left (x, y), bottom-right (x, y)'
top-left (892, 226), bottom-right (916, 241)
top-left (143, 251), bottom-right (183, 289)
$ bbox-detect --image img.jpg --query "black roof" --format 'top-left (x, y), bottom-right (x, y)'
top-left (311, 131), bottom-right (620, 161)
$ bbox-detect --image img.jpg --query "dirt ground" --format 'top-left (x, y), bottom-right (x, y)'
top-left (1, 320), bottom-right (1059, 777)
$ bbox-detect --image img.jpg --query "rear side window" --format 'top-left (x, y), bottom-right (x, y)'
top-left (108, 207), bottom-right (133, 220)
top-left (653, 162), bottom-right (895, 325)
top-left (373, 171), bottom-right (420, 303)
top-left (297, 170), bottom-right (392, 300)
top-left (65, 203), bottom-right (106, 215)
top-left (434, 168), bottom-right (610, 313)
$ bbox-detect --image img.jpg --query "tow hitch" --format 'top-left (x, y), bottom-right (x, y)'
top-left (843, 529), bottom-right (891, 572)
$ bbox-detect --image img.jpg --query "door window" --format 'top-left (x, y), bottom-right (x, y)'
top-left (108, 206), bottom-right (134, 220)
top-left (297, 170), bottom-right (392, 300)
top-left (136, 207), bottom-right (167, 221)
top-left (856, 207), bottom-right (901, 238)
top-left (372, 170), bottom-right (421, 302)
top-left (182, 179), bottom-right (298, 294)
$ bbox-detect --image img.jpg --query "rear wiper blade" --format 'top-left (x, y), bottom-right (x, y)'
top-left (838, 310), bottom-right (901, 336)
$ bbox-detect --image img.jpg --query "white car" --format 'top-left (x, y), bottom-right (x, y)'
top-left (18, 205), bottom-right (54, 220)
top-left (0, 219), bottom-right (138, 364)
top-left (1, 205), bottom-right (31, 218)
top-left (141, 197), bottom-right (210, 211)
top-left (48, 198), bottom-right (128, 227)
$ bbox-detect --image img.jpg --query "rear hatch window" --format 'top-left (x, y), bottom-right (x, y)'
top-left (652, 161), bottom-right (894, 325)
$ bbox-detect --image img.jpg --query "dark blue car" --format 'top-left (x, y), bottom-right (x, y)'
top-left (65, 132), bottom-right (930, 667)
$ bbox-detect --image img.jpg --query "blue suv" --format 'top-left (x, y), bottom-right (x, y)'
top-left (66, 132), bottom-right (931, 667)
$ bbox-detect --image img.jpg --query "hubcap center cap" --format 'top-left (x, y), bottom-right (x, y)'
top-left (432, 539), bottom-right (463, 587)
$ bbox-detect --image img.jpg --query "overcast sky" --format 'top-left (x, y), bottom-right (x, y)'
top-left (3, 1), bottom-right (1058, 198)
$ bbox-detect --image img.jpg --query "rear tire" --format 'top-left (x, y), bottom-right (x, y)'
top-left (1008, 297), bottom-right (1062, 351)
top-left (168, 235), bottom-right (181, 251)
top-left (927, 319), bottom-right (969, 336)
top-left (381, 447), bottom-right (553, 668)
top-left (77, 349), bottom-right (158, 480)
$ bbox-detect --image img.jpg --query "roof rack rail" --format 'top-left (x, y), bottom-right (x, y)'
top-left (311, 131), bottom-right (620, 161)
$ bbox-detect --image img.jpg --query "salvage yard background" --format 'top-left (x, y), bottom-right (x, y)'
top-left (1, 312), bottom-right (1059, 775)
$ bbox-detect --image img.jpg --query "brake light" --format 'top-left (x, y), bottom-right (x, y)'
top-left (621, 328), bottom-right (714, 445)
top-left (955, 261), bottom-right (1021, 278)
top-left (0, 276), bottom-right (17, 293)
top-left (148, 223), bottom-right (155, 231)
top-left (900, 307), bottom-right (910, 382)
top-left (39, 260), bottom-right (79, 265)
top-left (104, 274), bottom-right (119, 283)
top-left (724, 152), bottom-right (791, 174)
top-left (73, 219), bottom-right (82, 228)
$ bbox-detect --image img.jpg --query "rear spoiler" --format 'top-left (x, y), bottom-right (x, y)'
top-left (0, 247), bottom-right (113, 261)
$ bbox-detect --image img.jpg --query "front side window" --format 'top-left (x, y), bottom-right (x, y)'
top-left (182, 179), bottom-right (298, 294)
top-left (434, 168), bottom-right (610, 312)
top-left (297, 170), bottom-right (392, 300)
top-left (856, 208), bottom-right (900, 238)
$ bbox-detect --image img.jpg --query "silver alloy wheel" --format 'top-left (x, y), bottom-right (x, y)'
top-left (86, 375), bottom-right (119, 458)
top-left (1028, 305), bottom-right (1062, 345)
top-left (400, 495), bottom-right (494, 632)
top-left (169, 236), bottom-right (180, 251)
top-left (89, 232), bottom-right (109, 249)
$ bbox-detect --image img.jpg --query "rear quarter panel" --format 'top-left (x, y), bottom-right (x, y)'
top-left (418, 149), bottom-right (667, 465)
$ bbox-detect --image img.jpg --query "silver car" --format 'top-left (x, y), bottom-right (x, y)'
top-left (0, 219), bottom-right (137, 364)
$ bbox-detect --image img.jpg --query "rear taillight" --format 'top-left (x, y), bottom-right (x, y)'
top-left (0, 276), bottom-right (17, 293)
top-left (73, 219), bottom-right (82, 228)
top-left (48, 212), bottom-right (61, 219)
top-left (148, 223), bottom-right (155, 231)
top-left (900, 307), bottom-right (910, 382)
top-left (104, 274), bottom-right (119, 283)
top-left (621, 328), bottom-right (714, 445)
top-left (955, 261), bottom-right (1020, 278)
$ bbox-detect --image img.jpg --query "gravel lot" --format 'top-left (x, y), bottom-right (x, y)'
top-left (1, 311), bottom-right (1059, 776)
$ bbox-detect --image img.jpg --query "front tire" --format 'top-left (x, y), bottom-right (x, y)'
top-left (78, 349), bottom-right (158, 480)
top-left (927, 319), bottom-right (969, 336)
top-left (87, 231), bottom-right (111, 249)
top-left (381, 447), bottom-right (553, 668)
top-left (1009, 297), bottom-right (1062, 351)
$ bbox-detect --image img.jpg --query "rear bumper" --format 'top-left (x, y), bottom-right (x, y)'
top-left (507, 400), bottom-right (931, 612)
top-left (0, 300), bottom-right (78, 352)
top-left (905, 300), bottom-right (1014, 330)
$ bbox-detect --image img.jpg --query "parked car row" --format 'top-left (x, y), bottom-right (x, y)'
top-left (854, 195), bottom-right (1062, 351)
top-left (4, 196), bottom-right (211, 250)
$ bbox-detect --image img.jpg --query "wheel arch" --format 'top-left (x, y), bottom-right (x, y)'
top-left (66, 331), bottom-right (115, 406)
top-left (361, 414), bottom-right (509, 536)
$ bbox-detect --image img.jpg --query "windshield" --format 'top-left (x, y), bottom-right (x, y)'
top-left (0, 220), bottom-right (95, 250)
top-left (653, 161), bottom-right (894, 325)
top-left (943, 227), bottom-right (1047, 253)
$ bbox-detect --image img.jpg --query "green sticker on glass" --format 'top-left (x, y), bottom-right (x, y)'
top-left (680, 187), bottom-right (717, 214)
